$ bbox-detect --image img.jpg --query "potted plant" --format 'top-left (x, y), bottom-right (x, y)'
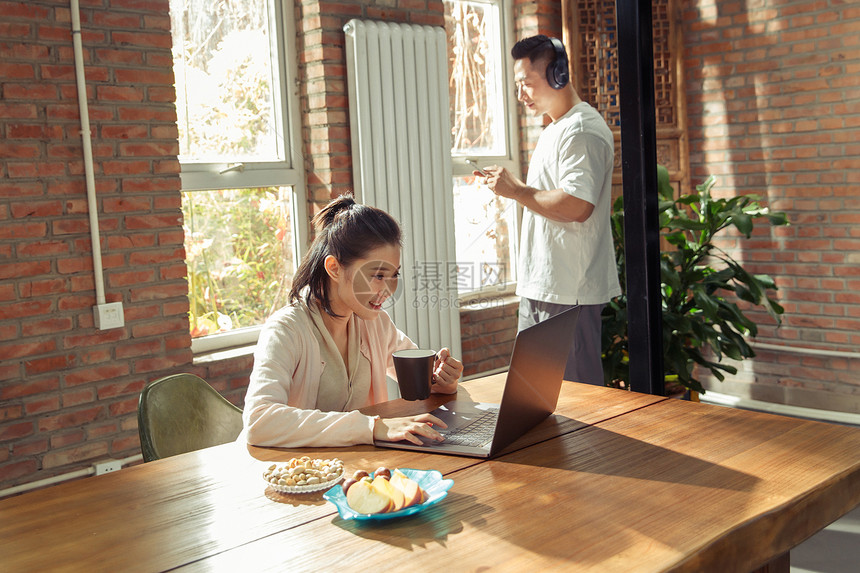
top-left (601, 166), bottom-right (790, 395)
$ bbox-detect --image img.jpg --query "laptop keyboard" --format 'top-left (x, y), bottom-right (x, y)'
top-left (440, 408), bottom-right (499, 448)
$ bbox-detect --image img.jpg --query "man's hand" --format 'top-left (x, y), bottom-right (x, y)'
top-left (476, 165), bottom-right (525, 201)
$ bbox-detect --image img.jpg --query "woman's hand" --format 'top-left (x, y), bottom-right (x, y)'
top-left (432, 347), bottom-right (462, 394)
top-left (373, 413), bottom-right (447, 445)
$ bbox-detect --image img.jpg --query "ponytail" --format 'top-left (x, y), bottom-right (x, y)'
top-left (289, 194), bottom-right (402, 316)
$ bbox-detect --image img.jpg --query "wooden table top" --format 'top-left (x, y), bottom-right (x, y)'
top-left (1, 374), bottom-right (858, 573)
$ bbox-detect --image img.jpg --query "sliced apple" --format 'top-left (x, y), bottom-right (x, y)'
top-left (345, 478), bottom-right (391, 514)
top-left (390, 470), bottom-right (424, 508)
top-left (372, 475), bottom-right (404, 511)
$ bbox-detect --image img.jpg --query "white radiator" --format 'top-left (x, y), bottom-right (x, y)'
top-left (343, 19), bottom-right (462, 364)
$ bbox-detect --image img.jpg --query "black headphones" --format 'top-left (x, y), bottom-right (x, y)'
top-left (547, 37), bottom-right (570, 89)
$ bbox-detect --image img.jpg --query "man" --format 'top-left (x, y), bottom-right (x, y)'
top-left (476, 35), bottom-right (620, 386)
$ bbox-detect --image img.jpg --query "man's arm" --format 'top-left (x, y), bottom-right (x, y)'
top-left (479, 167), bottom-right (594, 223)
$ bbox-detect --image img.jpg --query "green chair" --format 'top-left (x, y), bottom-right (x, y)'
top-left (137, 373), bottom-right (244, 462)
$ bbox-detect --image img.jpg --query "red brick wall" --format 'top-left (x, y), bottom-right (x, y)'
top-left (460, 298), bottom-right (519, 377)
top-left (681, 0), bottom-right (860, 410)
top-left (0, 0), bottom-right (193, 488)
top-left (5, 0), bottom-right (855, 494)
top-left (0, 0), bottom-right (451, 492)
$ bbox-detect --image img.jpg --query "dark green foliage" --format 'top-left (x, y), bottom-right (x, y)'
top-left (602, 166), bottom-right (790, 394)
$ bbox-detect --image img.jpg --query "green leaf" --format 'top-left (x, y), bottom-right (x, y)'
top-left (671, 219), bottom-right (709, 232)
top-left (767, 212), bottom-right (790, 226)
top-left (754, 274), bottom-right (777, 289)
top-left (731, 212), bottom-right (753, 236)
top-left (602, 166), bottom-right (789, 395)
top-left (656, 165), bottom-right (673, 198)
top-left (696, 174), bottom-right (717, 195)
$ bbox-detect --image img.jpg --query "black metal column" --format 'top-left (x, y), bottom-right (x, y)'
top-left (615, 0), bottom-right (664, 395)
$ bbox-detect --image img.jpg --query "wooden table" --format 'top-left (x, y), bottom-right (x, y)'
top-left (1, 374), bottom-right (858, 572)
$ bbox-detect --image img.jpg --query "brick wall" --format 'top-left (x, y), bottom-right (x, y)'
top-left (0, 0), bottom-right (192, 488)
top-left (0, 0), bottom-right (454, 492)
top-left (681, 0), bottom-right (860, 411)
top-left (0, 0), bottom-right (593, 492)
top-left (457, 296), bottom-right (515, 377)
top-left (5, 0), bottom-right (855, 493)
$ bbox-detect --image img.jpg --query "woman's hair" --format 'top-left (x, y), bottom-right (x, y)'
top-left (289, 194), bottom-right (402, 316)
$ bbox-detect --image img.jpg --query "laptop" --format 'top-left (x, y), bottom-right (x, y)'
top-left (375, 306), bottom-right (581, 458)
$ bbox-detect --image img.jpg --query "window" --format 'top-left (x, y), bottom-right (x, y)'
top-left (444, 0), bottom-right (520, 299)
top-left (170, 0), bottom-right (305, 353)
top-left (184, 187), bottom-right (294, 337)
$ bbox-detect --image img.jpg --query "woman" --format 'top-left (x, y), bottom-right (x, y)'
top-left (243, 194), bottom-right (463, 447)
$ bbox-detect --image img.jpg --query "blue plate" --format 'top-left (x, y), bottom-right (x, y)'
top-left (322, 468), bottom-right (453, 521)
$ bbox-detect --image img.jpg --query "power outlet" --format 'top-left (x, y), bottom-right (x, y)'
top-left (94, 302), bottom-right (125, 330)
top-left (94, 459), bottom-right (122, 476)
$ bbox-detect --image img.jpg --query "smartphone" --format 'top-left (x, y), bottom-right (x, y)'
top-left (466, 159), bottom-right (487, 176)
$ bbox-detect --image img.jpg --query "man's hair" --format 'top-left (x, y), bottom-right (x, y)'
top-left (511, 34), bottom-right (557, 69)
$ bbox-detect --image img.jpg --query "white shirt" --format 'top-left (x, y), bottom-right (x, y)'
top-left (242, 299), bottom-right (415, 448)
top-left (307, 302), bottom-right (371, 412)
top-left (516, 102), bottom-right (622, 305)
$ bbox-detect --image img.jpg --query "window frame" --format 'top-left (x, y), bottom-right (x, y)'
top-left (175, 0), bottom-right (307, 355)
top-left (447, 0), bottom-right (522, 302)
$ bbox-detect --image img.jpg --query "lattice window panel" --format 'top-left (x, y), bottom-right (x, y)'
top-left (652, 0), bottom-right (675, 127)
top-left (574, 1), bottom-right (621, 127)
top-left (566, 0), bottom-right (688, 190)
top-left (572, 0), bottom-right (675, 128)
